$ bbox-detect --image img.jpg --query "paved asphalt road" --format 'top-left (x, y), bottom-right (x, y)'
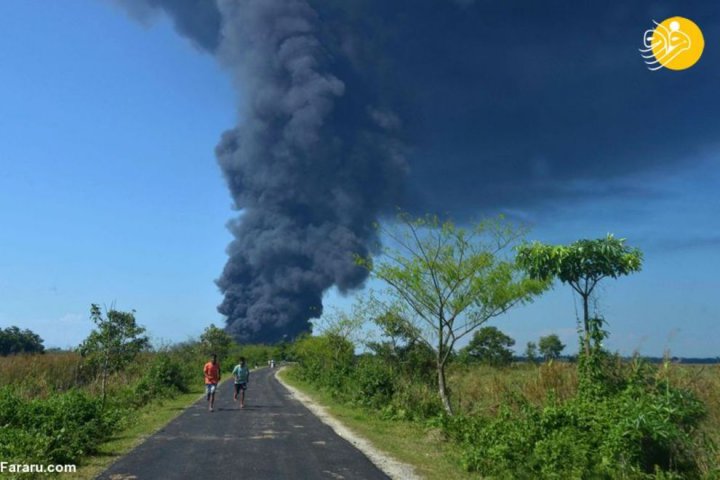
top-left (98, 367), bottom-right (389, 480)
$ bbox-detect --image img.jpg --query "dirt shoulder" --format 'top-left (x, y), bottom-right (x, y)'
top-left (275, 367), bottom-right (421, 480)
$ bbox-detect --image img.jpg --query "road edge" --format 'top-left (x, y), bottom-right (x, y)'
top-left (274, 367), bottom-right (422, 480)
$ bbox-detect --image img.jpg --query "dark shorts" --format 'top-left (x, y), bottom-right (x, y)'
top-left (234, 382), bottom-right (247, 394)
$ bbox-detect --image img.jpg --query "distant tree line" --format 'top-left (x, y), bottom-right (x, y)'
top-left (0, 325), bottom-right (45, 355)
top-left (457, 327), bottom-right (567, 366)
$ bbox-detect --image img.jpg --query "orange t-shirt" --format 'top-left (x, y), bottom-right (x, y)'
top-left (204, 361), bottom-right (221, 384)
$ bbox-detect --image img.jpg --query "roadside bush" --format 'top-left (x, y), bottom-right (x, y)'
top-left (398, 341), bottom-right (436, 383)
top-left (0, 387), bottom-right (119, 464)
top-left (292, 334), bottom-right (354, 392)
top-left (383, 377), bottom-right (443, 421)
top-left (0, 386), bottom-right (22, 425)
top-left (151, 353), bottom-right (189, 392)
top-left (350, 355), bottom-right (396, 409)
top-left (165, 341), bottom-right (208, 384)
top-left (0, 428), bottom-right (52, 466)
top-left (443, 373), bottom-right (707, 479)
top-left (290, 333), bottom-right (442, 420)
top-left (132, 353), bottom-right (189, 406)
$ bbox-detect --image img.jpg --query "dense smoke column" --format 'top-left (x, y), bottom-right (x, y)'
top-left (113, 0), bottom-right (720, 342)
top-left (213, 0), bottom-right (407, 343)
top-left (115, 0), bottom-right (407, 343)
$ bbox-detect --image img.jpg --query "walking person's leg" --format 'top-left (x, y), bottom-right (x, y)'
top-left (234, 383), bottom-right (242, 405)
top-left (240, 383), bottom-right (246, 408)
top-left (209, 384), bottom-right (217, 411)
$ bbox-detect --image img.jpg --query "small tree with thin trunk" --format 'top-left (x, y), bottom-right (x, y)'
top-left (525, 341), bottom-right (538, 363)
top-left (358, 214), bottom-right (548, 415)
top-left (79, 304), bottom-right (149, 405)
top-left (517, 235), bottom-right (642, 357)
top-left (538, 334), bottom-right (565, 360)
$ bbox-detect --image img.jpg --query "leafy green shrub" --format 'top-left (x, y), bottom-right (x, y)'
top-left (142, 353), bottom-right (188, 396)
top-left (0, 387), bottom-right (118, 464)
top-left (0, 427), bottom-right (50, 465)
top-left (443, 376), bottom-right (707, 479)
top-left (149, 353), bottom-right (188, 392)
top-left (125, 351), bottom-right (193, 407)
top-left (398, 342), bottom-right (437, 383)
top-left (442, 318), bottom-right (715, 478)
top-left (382, 378), bottom-right (443, 421)
top-left (291, 334), bottom-right (354, 392)
top-left (350, 355), bottom-right (396, 409)
top-left (0, 386), bottom-right (22, 425)
top-left (163, 341), bottom-right (209, 385)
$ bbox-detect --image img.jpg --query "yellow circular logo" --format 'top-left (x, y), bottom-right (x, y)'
top-left (641, 17), bottom-right (704, 71)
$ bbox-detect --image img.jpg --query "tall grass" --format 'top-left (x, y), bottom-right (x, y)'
top-left (448, 360), bottom-right (719, 476)
top-left (0, 352), bottom-right (83, 397)
top-left (665, 364), bottom-right (720, 474)
top-left (0, 352), bottom-right (153, 399)
top-left (448, 361), bottom-right (578, 415)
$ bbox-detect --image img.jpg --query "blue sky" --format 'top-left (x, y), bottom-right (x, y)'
top-left (0, 1), bottom-right (234, 347)
top-left (0, 1), bottom-right (718, 356)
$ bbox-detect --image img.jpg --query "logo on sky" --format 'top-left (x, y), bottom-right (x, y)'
top-left (640, 17), bottom-right (704, 71)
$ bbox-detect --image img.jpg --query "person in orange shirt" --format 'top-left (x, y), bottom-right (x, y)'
top-left (203, 353), bottom-right (221, 412)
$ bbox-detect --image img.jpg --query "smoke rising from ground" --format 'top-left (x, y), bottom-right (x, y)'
top-left (212, 0), bottom-right (407, 342)
top-left (113, 0), bottom-right (720, 343)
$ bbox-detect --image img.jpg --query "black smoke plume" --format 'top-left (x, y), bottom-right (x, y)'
top-left (114, 0), bottom-right (720, 343)
top-left (116, 0), bottom-right (407, 342)
top-left (212, 0), bottom-right (407, 342)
